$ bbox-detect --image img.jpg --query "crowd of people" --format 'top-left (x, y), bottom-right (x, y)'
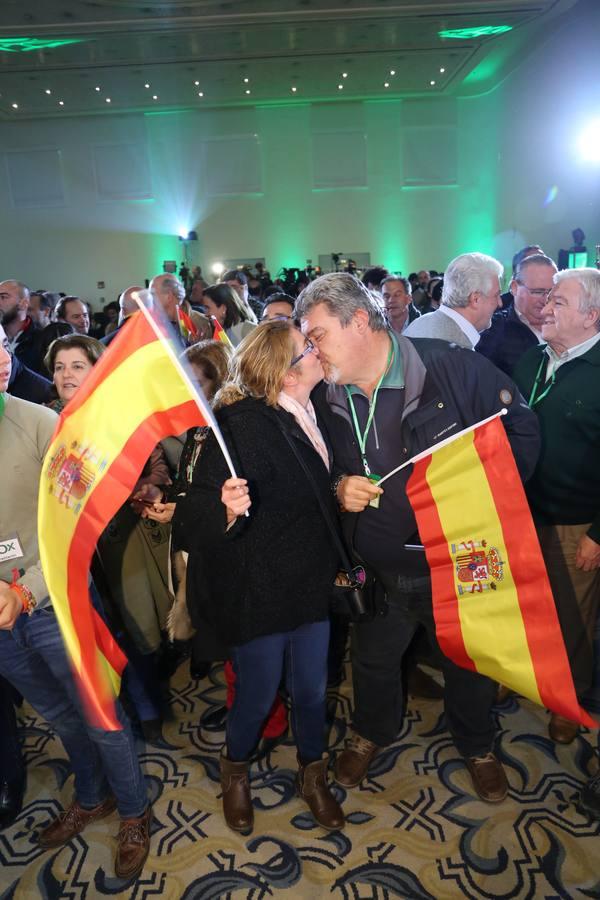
top-left (1, 246), bottom-right (599, 881)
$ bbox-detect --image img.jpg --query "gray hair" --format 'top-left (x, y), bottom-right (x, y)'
top-left (442, 253), bottom-right (503, 309)
top-left (295, 272), bottom-right (388, 331)
top-left (380, 275), bottom-right (412, 296)
top-left (157, 275), bottom-right (186, 302)
top-left (0, 279), bottom-right (30, 301)
top-left (514, 253), bottom-right (557, 281)
top-left (554, 267), bottom-right (600, 326)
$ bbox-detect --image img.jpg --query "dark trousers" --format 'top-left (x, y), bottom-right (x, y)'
top-left (351, 572), bottom-right (496, 758)
top-left (227, 621), bottom-right (329, 763)
top-left (0, 675), bottom-right (23, 784)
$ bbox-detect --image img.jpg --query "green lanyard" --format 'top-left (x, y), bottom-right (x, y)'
top-left (528, 353), bottom-right (556, 407)
top-left (344, 343), bottom-right (393, 477)
top-left (0, 392), bottom-right (5, 421)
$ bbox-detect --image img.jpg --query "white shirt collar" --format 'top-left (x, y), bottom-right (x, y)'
top-left (439, 304), bottom-right (480, 349)
top-left (545, 330), bottom-right (600, 378)
top-left (513, 306), bottom-right (544, 341)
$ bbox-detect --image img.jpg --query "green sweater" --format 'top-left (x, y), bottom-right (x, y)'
top-left (0, 394), bottom-right (57, 607)
top-left (513, 340), bottom-right (600, 542)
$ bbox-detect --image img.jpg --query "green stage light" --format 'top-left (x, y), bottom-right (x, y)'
top-left (0, 37), bottom-right (86, 53)
top-left (438, 26), bottom-right (512, 40)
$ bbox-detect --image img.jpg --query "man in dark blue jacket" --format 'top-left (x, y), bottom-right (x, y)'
top-left (478, 254), bottom-right (556, 375)
top-left (297, 273), bottom-right (540, 805)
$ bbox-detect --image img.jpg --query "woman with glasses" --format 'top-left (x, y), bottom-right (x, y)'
top-left (182, 320), bottom-right (344, 835)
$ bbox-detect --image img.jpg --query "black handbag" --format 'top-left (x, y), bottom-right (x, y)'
top-left (277, 423), bottom-right (387, 623)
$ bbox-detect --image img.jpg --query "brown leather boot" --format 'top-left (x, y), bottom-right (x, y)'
top-left (549, 713), bottom-right (579, 745)
top-left (220, 751), bottom-right (253, 835)
top-left (115, 805), bottom-right (152, 880)
top-left (334, 732), bottom-right (379, 788)
top-left (38, 797), bottom-right (117, 848)
top-left (297, 757), bottom-right (345, 831)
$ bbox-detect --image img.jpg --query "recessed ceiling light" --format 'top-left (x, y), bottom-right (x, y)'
top-left (430, 80), bottom-right (436, 86)
top-left (194, 80), bottom-right (199, 85)
top-left (144, 83), bottom-right (150, 89)
top-left (243, 77), bottom-right (249, 83)
top-left (58, 100), bottom-right (64, 106)
top-left (45, 89), bottom-right (52, 95)
top-left (342, 72), bottom-right (348, 78)
top-left (11, 102), bottom-right (18, 109)
top-left (338, 84), bottom-right (343, 90)
top-left (105, 97), bottom-right (111, 103)
top-left (291, 86), bottom-right (297, 92)
top-left (95, 86), bottom-right (100, 91)
top-left (440, 67), bottom-right (445, 73)
top-left (384, 82), bottom-right (390, 88)
top-left (152, 94), bottom-right (158, 100)
top-left (245, 89), bottom-right (251, 94)
top-left (390, 69), bottom-right (396, 75)
top-left (198, 91), bottom-right (204, 97)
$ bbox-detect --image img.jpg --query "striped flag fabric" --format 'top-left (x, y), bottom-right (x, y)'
top-left (37, 306), bottom-right (209, 730)
top-left (406, 414), bottom-right (596, 727)
top-left (177, 305), bottom-right (199, 345)
top-left (211, 316), bottom-right (232, 346)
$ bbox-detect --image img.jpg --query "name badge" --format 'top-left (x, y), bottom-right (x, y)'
top-left (0, 535), bottom-right (24, 563)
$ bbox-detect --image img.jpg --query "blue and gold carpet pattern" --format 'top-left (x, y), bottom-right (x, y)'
top-left (1, 662), bottom-right (599, 899)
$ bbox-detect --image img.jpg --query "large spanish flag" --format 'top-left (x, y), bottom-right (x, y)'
top-left (406, 414), bottom-right (596, 727)
top-left (38, 306), bottom-right (206, 730)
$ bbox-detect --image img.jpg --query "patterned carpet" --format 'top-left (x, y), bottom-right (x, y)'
top-left (1, 657), bottom-right (599, 900)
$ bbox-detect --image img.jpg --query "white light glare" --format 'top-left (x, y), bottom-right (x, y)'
top-left (212, 262), bottom-right (225, 276)
top-left (45, 89), bottom-right (52, 95)
top-left (11, 103), bottom-right (18, 109)
top-left (95, 86), bottom-right (101, 91)
top-left (178, 227), bottom-right (188, 239)
top-left (440, 67), bottom-right (446, 73)
top-left (577, 119), bottom-right (600, 162)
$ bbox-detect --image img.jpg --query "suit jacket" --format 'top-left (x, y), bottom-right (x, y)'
top-left (403, 307), bottom-right (473, 349)
top-left (477, 306), bottom-right (539, 376)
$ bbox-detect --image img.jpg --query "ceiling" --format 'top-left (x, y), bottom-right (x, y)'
top-left (0, 0), bottom-right (584, 120)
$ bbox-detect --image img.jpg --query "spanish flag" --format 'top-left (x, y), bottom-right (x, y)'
top-left (177, 305), bottom-right (198, 345)
top-left (38, 306), bottom-right (206, 730)
top-left (406, 413), bottom-right (596, 728)
top-left (211, 316), bottom-right (232, 346)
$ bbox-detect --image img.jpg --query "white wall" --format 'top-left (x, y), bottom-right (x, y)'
top-left (0, 11), bottom-right (598, 307)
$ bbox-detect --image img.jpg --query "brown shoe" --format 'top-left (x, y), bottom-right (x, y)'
top-left (38, 796), bottom-right (117, 848)
top-left (220, 751), bottom-right (253, 835)
top-left (549, 713), bottom-right (579, 744)
top-left (465, 752), bottom-right (508, 803)
top-left (334, 732), bottom-right (379, 788)
top-left (297, 757), bottom-right (345, 831)
top-left (115, 805), bottom-right (152, 880)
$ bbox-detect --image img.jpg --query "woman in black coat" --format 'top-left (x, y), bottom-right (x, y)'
top-left (183, 319), bottom-right (344, 834)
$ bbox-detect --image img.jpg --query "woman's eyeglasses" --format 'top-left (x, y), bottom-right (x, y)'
top-left (290, 338), bottom-right (316, 367)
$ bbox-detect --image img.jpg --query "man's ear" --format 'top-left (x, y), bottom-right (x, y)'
top-left (467, 291), bottom-right (480, 311)
top-left (353, 308), bottom-right (370, 333)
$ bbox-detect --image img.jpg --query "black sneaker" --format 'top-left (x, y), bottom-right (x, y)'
top-left (578, 771), bottom-right (600, 820)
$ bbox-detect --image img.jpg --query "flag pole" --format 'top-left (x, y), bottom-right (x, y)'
top-left (134, 294), bottom-right (239, 481)
top-left (377, 408), bottom-right (508, 487)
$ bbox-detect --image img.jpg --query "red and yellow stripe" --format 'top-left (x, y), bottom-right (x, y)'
top-left (407, 417), bottom-right (596, 727)
top-left (211, 317), bottom-right (232, 346)
top-left (38, 310), bottom-right (204, 729)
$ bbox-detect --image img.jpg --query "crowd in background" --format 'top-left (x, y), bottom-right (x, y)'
top-left (1, 244), bottom-right (600, 882)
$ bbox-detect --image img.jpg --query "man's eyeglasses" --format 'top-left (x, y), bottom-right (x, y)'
top-left (515, 281), bottom-right (552, 298)
top-left (290, 337), bottom-right (316, 367)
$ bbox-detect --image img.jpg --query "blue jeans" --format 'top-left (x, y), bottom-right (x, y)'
top-left (227, 621), bottom-right (330, 763)
top-left (0, 608), bottom-right (148, 818)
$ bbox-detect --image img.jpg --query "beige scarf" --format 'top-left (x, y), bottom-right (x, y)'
top-left (277, 391), bottom-right (330, 472)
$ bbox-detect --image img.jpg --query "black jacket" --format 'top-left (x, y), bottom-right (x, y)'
top-left (8, 354), bottom-right (53, 405)
top-left (477, 306), bottom-right (539, 376)
top-left (313, 334), bottom-right (540, 564)
top-left (180, 397), bottom-right (339, 646)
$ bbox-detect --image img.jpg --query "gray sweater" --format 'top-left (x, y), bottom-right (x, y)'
top-left (0, 394), bottom-right (57, 608)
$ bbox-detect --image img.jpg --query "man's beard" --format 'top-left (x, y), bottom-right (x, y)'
top-left (0, 303), bottom-right (20, 327)
top-left (322, 362), bottom-right (342, 385)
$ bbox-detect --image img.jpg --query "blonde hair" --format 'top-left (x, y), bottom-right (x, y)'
top-left (216, 320), bottom-right (296, 408)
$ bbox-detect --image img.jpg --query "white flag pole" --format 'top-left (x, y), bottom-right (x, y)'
top-left (377, 408), bottom-right (508, 487)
